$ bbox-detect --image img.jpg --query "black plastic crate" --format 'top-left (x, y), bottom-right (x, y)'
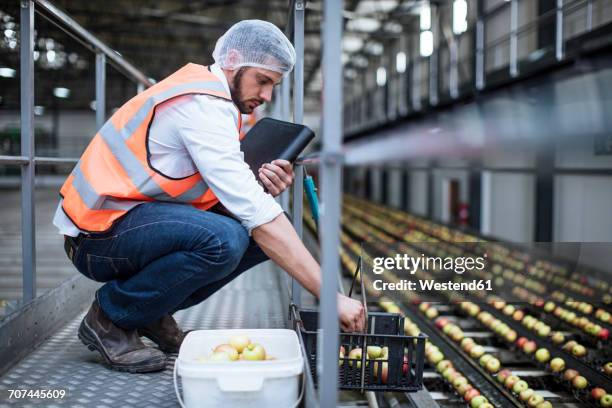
top-left (293, 307), bottom-right (427, 392)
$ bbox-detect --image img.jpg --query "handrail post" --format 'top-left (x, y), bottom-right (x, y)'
top-left (20, 0), bottom-right (36, 303)
top-left (475, 0), bottom-right (485, 90)
top-left (95, 53), bottom-right (106, 130)
top-left (319, 0), bottom-right (342, 406)
top-left (556, 0), bottom-right (564, 61)
top-left (510, 0), bottom-right (518, 77)
top-left (291, 0), bottom-right (305, 307)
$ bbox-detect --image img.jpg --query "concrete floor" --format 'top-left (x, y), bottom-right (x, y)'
top-left (0, 187), bottom-right (76, 317)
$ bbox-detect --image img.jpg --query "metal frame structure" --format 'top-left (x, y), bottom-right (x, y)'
top-left (2, 0), bottom-right (153, 305)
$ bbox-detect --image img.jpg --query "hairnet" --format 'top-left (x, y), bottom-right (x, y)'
top-left (213, 20), bottom-right (296, 76)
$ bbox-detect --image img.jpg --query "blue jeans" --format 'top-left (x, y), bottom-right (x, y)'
top-left (65, 202), bottom-right (269, 329)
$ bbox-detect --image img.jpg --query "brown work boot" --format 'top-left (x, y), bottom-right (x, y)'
top-left (78, 299), bottom-right (167, 373)
top-left (137, 314), bottom-right (189, 353)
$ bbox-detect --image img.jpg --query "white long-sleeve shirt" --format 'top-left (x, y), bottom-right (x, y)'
top-left (53, 63), bottom-right (283, 236)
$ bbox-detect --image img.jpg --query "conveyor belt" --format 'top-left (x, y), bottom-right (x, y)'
top-left (0, 262), bottom-right (288, 407)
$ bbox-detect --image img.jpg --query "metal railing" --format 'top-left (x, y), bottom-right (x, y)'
top-left (1, 0), bottom-right (153, 305)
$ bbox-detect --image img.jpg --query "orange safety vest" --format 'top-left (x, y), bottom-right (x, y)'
top-left (60, 63), bottom-right (242, 233)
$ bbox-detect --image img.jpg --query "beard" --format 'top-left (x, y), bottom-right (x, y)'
top-left (230, 67), bottom-right (261, 114)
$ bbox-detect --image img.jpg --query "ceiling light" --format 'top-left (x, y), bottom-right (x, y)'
top-left (420, 2), bottom-right (431, 31)
top-left (342, 35), bottom-right (364, 53)
top-left (352, 55), bottom-right (369, 68)
top-left (376, 67), bottom-right (387, 86)
top-left (420, 30), bottom-right (433, 57)
top-left (347, 17), bottom-right (381, 33)
top-left (34, 106), bottom-right (45, 116)
top-left (356, 0), bottom-right (398, 14)
top-left (453, 0), bottom-right (468, 35)
top-left (364, 41), bottom-right (384, 56)
top-left (383, 21), bottom-right (402, 34)
top-left (0, 67), bottom-right (16, 78)
top-left (53, 87), bottom-right (70, 98)
top-left (46, 50), bottom-right (56, 63)
top-left (396, 52), bottom-right (407, 73)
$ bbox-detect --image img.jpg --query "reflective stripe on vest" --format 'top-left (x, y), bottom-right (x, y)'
top-left (60, 63), bottom-right (242, 233)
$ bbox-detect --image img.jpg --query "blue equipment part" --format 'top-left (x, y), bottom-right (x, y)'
top-left (303, 174), bottom-right (319, 225)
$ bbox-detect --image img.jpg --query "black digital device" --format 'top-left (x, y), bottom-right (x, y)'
top-left (240, 117), bottom-right (315, 179)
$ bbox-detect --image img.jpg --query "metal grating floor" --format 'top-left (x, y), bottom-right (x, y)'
top-left (0, 263), bottom-right (288, 407)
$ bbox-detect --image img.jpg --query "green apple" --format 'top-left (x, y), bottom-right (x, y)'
top-left (535, 402), bottom-right (552, 408)
top-left (600, 394), bottom-right (612, 408)
top-left (571, 375), bottom-right (588, 389)
top-left (229, 335), bottom-right (251, 353)
top-left (512, 380), bottom-right (528, 394)
top-left (479, 354), bottom-right (493, 367)
top-left (549, 357), bottom-right (565, 372)
top-left (486, 358), bottom-right (500, 373)
top-left (527, 393), bottom-right (544, 407)
top-left (367, 346), bottom-right (382, 359)
top-left (535, 348), bottom-right (550, 363)
top-left (470, 395), bottom-right (488, 408)
top-left (241, 343), bottom-right (266, 361)
top-left (519, 388), bottom-right (534, 402)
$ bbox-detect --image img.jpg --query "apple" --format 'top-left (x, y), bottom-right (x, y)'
top-left (523, 341), bottom-right (537, 354)
top-left (435, 317), bottom-right (449, 329)
top-left (436, 360), bottom-right (452, 373)
top-left (535, 348), bottom-right (550, 363)
top-left (604, 362), bottom-right (612, 376)
top-left (402, 356), bottom-right (409, 375)
top-left (486, 358), bottom-right (500, 373)
top-left (372, 359), bottom-right (388, 384)
top-left (505, 330), bottom-right (518, 343)
top-left (572, 344), bottom-right (587, 358)
top-left (457, 383), bottom-right (473, 396)
top-left (527, 393), bottom-right (544, 407)
top-left (571, 375), bottom-right (588, 389)
top-left (470, 345), bottom-right (485, 359)
top-left (549, 357), bottom-right (565, 372)
top-left (461, 337), bottom-right (475, 350)
top-left (242, 343), bottom-right (266, 361)
top-left (563, 369), bottom-right (578, 382)
top-left (497, 369), bottom-right (511, 384)
top-left (519, 388), bottom-right (534, 402)
top-left (381, 347), bottom-right (389, 359)
top-left (535, 402), bottom-right (552, 408)
top-left (600, 394), bottom-right (612, 408)
top-left (513, 310), bottom-right (524, 321)
top-left (479, 354), bottom-right (493, 368)
top-left (512, 380), bottom-right (529, 394)
top-left (544, 301), bottom-right (555, 312)
top-left (551, 332), bottom-right (564, 344)
top-left (591, 387), bottom-right (606, 401)
top-left (213, 344), bottom-right (239, 361)
top-left (505, 375), bottom-right (520, 390)
top-left (516, 337), bottom-right (528, 348)
top-left (229, 335), bottom-right (251, 353)
top-left (425, 307), bottom-right (438, 319)
top-left (596, 327), bottom-right (608, 341)
top-left (563, 340), bottom-right (577, 352)
top-left (430, 350), bottom-right (444, 364)
top-left (479, 404), bottom-right (494, 408)
top-left (470, 395), bottom-right (488, 408)
top-left (209, 351), bottom-right (233, 362)
top-left (453, 376), bottom-right (468, 389)
top-left (367, 346), bottom-right (382, 359)
top-left (537, 325), bottom-right (551, 337)
top-left (464, 388), bottom-right (480, 402)
top-left (348, 348), bottom-right (363, 368)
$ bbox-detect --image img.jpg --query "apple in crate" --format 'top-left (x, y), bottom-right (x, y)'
top-left (367, 346), bottom-right (382, 359)
top-left (213, 344), bottom-right (239, 361)
top-left (229, 335), bottom-right (251, 353)
top-left (209, 351), bottom-right (234, 362)
top-left (242, 343), bottom-right (266, 361)
top-left (372, 359), bottom-right (388, 384)
top-left (348, 348), bottom-right (363, 368)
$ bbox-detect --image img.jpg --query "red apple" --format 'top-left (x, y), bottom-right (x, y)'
top-left (523, 341), bottom-right (537, 354)
top-left (516, 337), bottom-right (528, 348)
top-left (598, 328), bottom-right (609, 341)
top-left (591, 387), bottom-right (606, 401)
top-left (402, 356), bottom-right (409, 375)
top-left (563, 369), bottom-right (579, 382)
top-left (464, 388), bottom-right (480, 402)
top-left (497, 369), bottom-right (511, 384)
top-left (435, 317), bottom-right (449, 329)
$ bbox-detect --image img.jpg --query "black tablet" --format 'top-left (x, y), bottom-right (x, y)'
top-left (240, 117), bottom-right (315, 179)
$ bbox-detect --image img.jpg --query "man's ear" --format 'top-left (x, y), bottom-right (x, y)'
top-left (225, 49), bottom-right (242, 68)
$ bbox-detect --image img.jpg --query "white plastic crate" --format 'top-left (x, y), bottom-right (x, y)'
top-left (174, 329), bottom-right (303, 408)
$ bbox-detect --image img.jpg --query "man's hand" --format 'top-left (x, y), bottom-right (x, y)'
top-left (258, 159), bottom-right (294, 197)
top-left (338, 294), bottom-right (366, 333)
